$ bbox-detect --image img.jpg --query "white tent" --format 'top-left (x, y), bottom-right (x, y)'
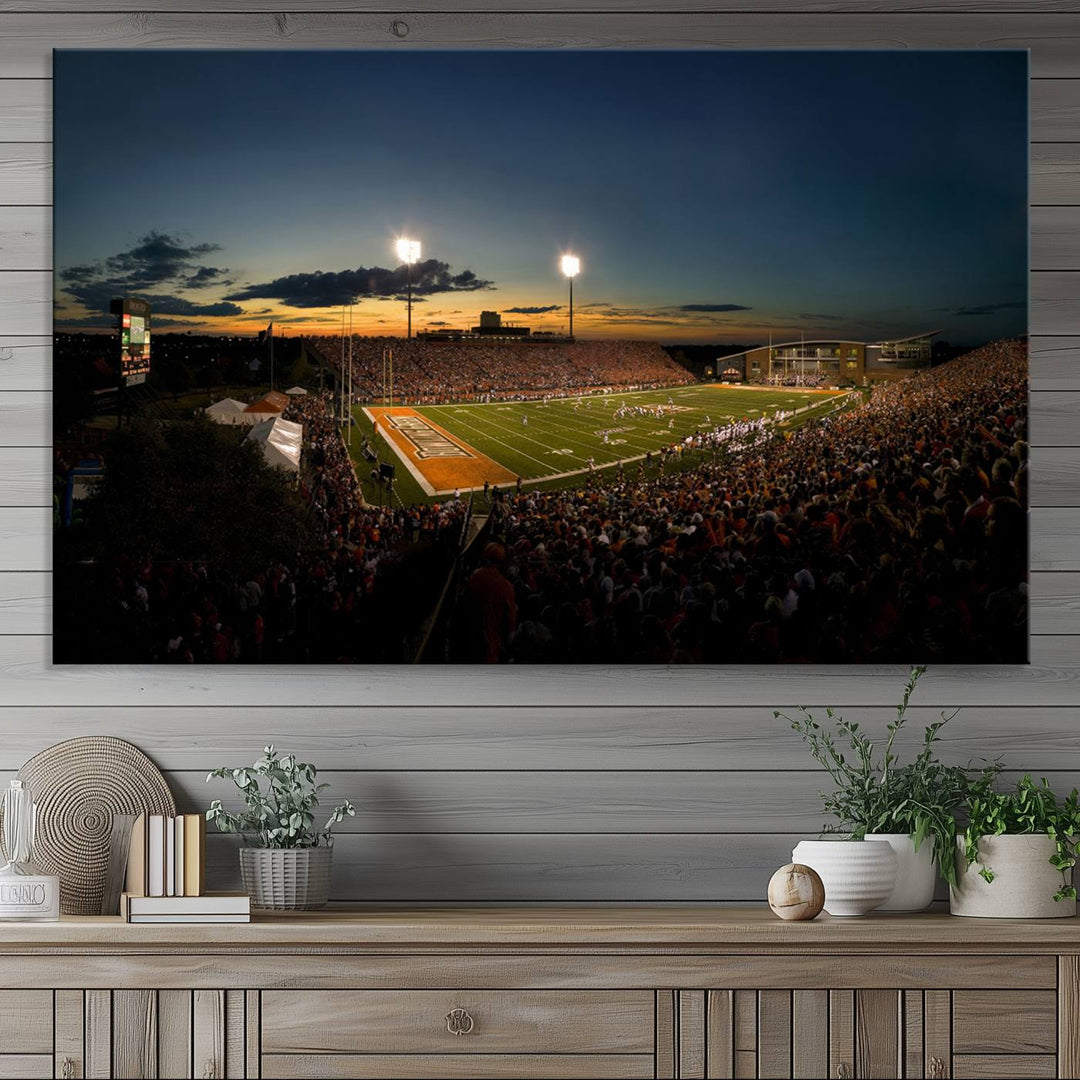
top-left (284, 385), bottom-right (308, 396)
top-left (205, 398), bottom-right (253, 426)
top-left (246, 417), bottom-right (302, 473)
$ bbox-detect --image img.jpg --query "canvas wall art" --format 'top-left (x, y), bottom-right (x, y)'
top-left (52, 50), bottom-right (1029, 664)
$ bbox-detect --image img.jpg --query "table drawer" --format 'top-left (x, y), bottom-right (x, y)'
top-left (952, 990), bottom-right (1057, 1054)
top-left (261, 989), bottom-right (655, 1055)
top-left (262, 1052), bottom-right (655, 1079)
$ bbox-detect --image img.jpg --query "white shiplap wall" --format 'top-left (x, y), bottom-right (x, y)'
top-left (0, 1), bottom-right (1077, 902)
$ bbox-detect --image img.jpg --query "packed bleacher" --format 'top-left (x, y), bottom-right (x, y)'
top-left (308, 335), bottom-right (694, 403)
top-left (61, 390), bottom-right (472, 663)
top-left (450, 339), bottom-right (1028, 663)
top-left (61, 337), bottom-right (1028, 664)
top-left (766, 370), bottom-right (830, 388)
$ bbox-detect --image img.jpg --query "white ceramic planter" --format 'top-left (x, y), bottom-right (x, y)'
top-left (865, 833), bottom-right (937, 912)
top-left (949, 834), bottom-right (1076, 919)
top-left (791, 839), bottom-right (898, 917)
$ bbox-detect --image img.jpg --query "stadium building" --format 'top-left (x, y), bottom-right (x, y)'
top-left (419, 311), bottom-right (573, 345)
top-left (722, 330), bottom-right (940, 387)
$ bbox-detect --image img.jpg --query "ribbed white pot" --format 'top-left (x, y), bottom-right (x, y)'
top-left (791, 839), bottom-right (898, 917)
top-left (865, 833), bottom-right (937, 913)
top-left (239, 846), bottom-right (332, 911)
top-left (949, 834), bottom-right (1076, 919)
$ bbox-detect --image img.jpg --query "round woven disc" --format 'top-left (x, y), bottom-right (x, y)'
top-left (17, 736), bottom-right (175, 914)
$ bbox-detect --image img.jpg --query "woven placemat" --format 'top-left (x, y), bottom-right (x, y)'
top-left (16, 736), bottom-right (175, 914)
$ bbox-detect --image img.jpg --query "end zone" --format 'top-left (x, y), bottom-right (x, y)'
top-left (364, 407), bottom-right (517, 496)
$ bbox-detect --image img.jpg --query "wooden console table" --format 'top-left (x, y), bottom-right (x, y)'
top-left (1, 907), bottom-right (1078, 1079)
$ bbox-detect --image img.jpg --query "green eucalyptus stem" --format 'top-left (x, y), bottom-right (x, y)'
top-left (775, 666), bottom-right (987, 888)
top-left (206, 745), bottom-right (355, 849)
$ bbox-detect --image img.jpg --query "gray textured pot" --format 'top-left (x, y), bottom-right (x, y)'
top-left (950, 834), bottom-right (1076, 919)
top-left (239, 846), bottom-right (332, 910)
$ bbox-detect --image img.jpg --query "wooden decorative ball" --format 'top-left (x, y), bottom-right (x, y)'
top-left (768, 863), bottom-right (826, 921)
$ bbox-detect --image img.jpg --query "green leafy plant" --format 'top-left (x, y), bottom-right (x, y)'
top-left (960, 773), bottom-right (1080, 902)
top-left (206, 745), bottom-right (355, 849)
top-left (775, 666), bottom-right (991, 886)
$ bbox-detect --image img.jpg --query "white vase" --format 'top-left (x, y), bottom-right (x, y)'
top-left (949, 834), bottom-right (1077, 919)
top-left (864, 833), bottom-right (936, 912)
top-left (791, 839), bottom-right (898, 917)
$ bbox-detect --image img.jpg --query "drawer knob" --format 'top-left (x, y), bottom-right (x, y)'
top-left (928, 1057), bottom-right (947, 1079)
top-left (60, 1058), bottom-right (77, 1080)
top-left (446, 1007), bottom-right (475, 1035)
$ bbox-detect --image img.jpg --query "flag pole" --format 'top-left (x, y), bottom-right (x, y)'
top-left (347, 305), bottom-right (353, 445)
top-left (340, 306), bottom-right (346, 424)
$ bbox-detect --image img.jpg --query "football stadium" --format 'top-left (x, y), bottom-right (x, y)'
top-left (50, 51), bottom-right (1028, 668)
top-left (53, 313), bottom-right (1028, 667)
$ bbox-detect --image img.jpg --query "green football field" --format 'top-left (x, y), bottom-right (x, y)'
top-left (349, 383), bottom-right (851, 507)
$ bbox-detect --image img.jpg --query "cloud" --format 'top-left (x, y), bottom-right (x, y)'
top-left (678, 303), bottom-right (751, 313)
top-left (503, 305), bottom-right (561, 315)
top-left (128, 293), bottom-right (244, 317)
top-left (799, 312), bottom-right (844, 321)
top-left (224, 259), bottom-right (494, 309)
top-left (427, 320), bottom-right (450, 326)
top-left (580, 301), bottom-right (613, 309)
top-left (58, 231), bottom-right (238, 316)
top-left (183, 266), bottom-right (232, 288)
top-left (952, 301), bottom-right (1026, 317)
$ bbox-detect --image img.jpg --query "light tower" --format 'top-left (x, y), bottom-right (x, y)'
top-left (560, 253), bottom-right (580, 339)
top-left (396, 237), bottom-right (421, 339)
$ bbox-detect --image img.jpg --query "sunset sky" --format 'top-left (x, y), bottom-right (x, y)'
top-left (54, 50), bottom-right (1027, 345)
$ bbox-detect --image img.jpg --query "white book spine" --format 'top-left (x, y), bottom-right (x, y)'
top-left (147, 815), bottom-right (165, 897)
top-left (128, 895), bottom-right (250, 915)
top-left (174, 817), bottom-right (185, 897)
top-left (129, 914), bottom-right (250, 924)
top-left (165, 817), bottom-right (175, 897)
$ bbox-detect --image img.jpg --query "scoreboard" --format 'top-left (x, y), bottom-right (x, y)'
top-left (110, 297), bottom-right (151, 385)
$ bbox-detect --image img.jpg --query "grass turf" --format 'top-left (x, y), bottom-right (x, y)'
top-left (349, 383), bottom-right (850, 507)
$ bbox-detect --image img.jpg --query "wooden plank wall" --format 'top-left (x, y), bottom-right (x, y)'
top-left (0, 1), bottom-right (1076, 903)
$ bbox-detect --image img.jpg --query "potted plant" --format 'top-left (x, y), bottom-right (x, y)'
top-left (779, 666), bottom-right (981, 914)
top-left (951, 773), bottom-right (1080, 919)
top-left (206, 746), bottom-right (355, 910)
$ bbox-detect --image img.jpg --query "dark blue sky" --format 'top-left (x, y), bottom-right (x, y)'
top-left (54, 49), bottom-right (1028, 344)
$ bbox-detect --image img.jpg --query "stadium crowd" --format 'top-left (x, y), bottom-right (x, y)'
top-left (61, 337), bottom-right (1028, 664)
top-left (766, 370), bottom-right (830, 388)
top-left (70, 390), bottom-right (472, 663)
top-left (308, 335), bottom-right (694, 403)
top-left (451, 339), bottom-right (1028, 664)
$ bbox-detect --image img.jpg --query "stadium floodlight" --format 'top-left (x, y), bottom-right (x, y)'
top-left (395, 237), bottom-right (422, 339)
top-left (560, 254), bottom-right (581, 338)
top-left (396, 237), bottom-right (421, 264)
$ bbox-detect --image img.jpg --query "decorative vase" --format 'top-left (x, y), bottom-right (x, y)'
top-left (864, 833), bottom-right (937, 912)
top-left (949, 834), bottom-right (1076, 919)
top-left (791, 839), bottom-right (898, 917)
top-left (239, 846), bottom-right (332, 910)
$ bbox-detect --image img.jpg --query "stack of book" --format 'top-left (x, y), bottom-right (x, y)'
top-left (120, 813), bottom-right (250, 923)
top-left (120, 891), bottom-right (250, 924)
